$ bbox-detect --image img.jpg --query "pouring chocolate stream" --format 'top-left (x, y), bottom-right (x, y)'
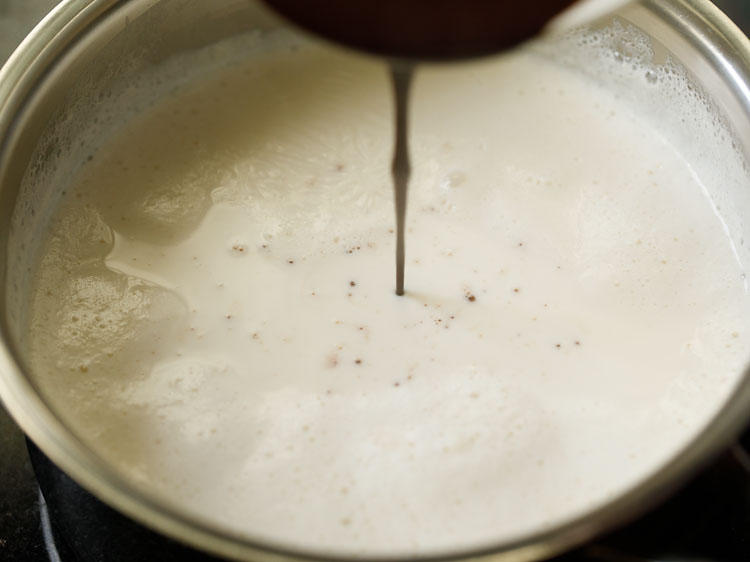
top-left (263, 0), bottom-right (631, 295)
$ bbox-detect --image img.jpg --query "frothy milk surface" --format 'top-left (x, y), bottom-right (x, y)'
top-left (25, 29), bottom-right (750, 557)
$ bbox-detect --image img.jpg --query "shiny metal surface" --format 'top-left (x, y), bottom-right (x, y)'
top-left (0, 1), bottom-right (749, 561)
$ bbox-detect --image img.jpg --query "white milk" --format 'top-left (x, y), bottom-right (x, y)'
top-left (25, 26), bottom-right (750, 557)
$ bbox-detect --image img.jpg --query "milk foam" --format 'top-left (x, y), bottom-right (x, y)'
top-left (24, 25), bottom-right (750, 557)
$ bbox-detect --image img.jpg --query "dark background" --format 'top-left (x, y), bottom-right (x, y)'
top-left (715, 0), bottom-right (750, 28)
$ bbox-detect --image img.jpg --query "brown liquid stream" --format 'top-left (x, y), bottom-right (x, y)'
top-left (390, 61), bottom-right (414, 296)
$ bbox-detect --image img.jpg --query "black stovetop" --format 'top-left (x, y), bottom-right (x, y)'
top-left (2, 1), bottom-right (750, 561)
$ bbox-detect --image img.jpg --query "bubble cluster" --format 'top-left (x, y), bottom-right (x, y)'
top-left (535, 20), bottom-right (750, 273)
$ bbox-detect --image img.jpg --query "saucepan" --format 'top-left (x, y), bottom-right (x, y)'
top-left (1, 0), bottom-right (750, 560)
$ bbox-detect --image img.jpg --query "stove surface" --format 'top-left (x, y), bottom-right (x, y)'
top-left (1, 1), bottom-right (750, 561)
